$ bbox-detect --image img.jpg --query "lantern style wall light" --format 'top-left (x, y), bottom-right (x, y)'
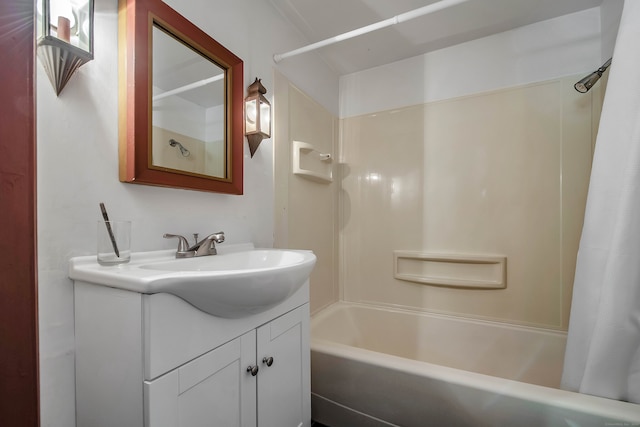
top-left (245, 78), bottom-right (271, 157)
top-left (36, 0), bottom-right (94, 95)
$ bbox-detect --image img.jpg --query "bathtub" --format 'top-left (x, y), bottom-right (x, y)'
top-left (310, 302), bottom-right (640, 427)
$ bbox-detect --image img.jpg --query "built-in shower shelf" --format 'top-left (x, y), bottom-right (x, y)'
top-left (393, 251), bottom-right (507, 289)
top-left (292, 140), bottom-right (333, 183)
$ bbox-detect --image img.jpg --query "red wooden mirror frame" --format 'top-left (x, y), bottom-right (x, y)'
top-left (118, 0), bottom-right (244, 194)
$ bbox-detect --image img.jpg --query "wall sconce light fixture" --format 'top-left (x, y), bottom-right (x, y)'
top-left (245, 78), bottom-right (271, 157)
top-left (37, 0), bottom-right (94, 95)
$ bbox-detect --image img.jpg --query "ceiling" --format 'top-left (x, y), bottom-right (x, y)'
top-left (268, 0), bottom-right (604, 75)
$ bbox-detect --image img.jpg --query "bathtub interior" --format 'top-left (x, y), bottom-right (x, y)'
top-left (311, 302), bottom-right (566, 388)
top-left (310, 302), bottom-right (640, 426)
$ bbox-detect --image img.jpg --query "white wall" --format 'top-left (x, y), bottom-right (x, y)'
top-left (36, 0), bottom-right (338, 425)
top-left (340, 7), bottom-right (604, 118)
top-left (601, 0), bottom-right (624, 61)
top-left (153, 95), bottom-right (208, 141)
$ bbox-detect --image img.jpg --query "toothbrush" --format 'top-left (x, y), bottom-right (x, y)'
top-left (99, 202), bottom-right (120, 257)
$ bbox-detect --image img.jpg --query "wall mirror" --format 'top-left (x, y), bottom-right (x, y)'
top-left (119, 0), bottom-right (244, 194)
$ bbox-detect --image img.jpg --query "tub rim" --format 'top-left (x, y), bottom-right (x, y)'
top-left (311, 301), bottom-right (640, 423)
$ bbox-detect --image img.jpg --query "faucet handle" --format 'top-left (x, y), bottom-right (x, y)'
top-left (163, 233), bottom-right (189, 252)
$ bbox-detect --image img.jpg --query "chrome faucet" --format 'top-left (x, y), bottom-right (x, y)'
top-left (164, 232), bottom-right (225, 258)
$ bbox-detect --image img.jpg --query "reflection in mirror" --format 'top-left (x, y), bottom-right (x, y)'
top-left (118, 0), bottom-right (243, 194)
top-left (152, 24), bottom-right (226, 179)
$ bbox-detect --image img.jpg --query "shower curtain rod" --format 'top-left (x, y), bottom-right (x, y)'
top-left (152, 73), bottom-right (224, 102)
top-left (273, 0), bottom-right (472, 63)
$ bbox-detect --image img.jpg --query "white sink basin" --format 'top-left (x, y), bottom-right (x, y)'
top-left (69, 244), bottom-right (316, 318)
top-left (140, 249), bottom-right (307, 272)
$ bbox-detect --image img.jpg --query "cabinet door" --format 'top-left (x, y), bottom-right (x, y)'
top-left (257, 304), bottom-right (310, 427)
top-left (145, 331), bottom-right (257, 427)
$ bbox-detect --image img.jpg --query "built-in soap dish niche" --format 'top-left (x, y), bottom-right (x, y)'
top-left (393, 251), bottom-right (507, 289)
top-left (292, 140), bottom-right (332, 184)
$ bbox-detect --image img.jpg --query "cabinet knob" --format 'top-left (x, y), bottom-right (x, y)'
top-left (247, 365), bottom-right (259, 376)
top-left (262, 356), bottom-right (274, 367)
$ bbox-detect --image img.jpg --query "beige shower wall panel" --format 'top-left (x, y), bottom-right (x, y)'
top-left (340, 77), bottom-right (595, 330)
top-left (274, 72), bottom-right (339, 314)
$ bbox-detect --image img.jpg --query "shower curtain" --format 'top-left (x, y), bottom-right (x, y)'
top-left (561, 0), bottom-right (640, 403)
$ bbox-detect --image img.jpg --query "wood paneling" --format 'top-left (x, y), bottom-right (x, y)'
top-left (0, 0), bottom-right (39, 425)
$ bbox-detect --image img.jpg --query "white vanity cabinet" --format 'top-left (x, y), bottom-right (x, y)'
top-left (146, 331), bottom-right (257, 427)
top-left (74, 280), bottom-right (310, 427)
top-left (145, 306), bottom-right (310, 427)
top-left (256, 306), bottom-right (310, 427)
